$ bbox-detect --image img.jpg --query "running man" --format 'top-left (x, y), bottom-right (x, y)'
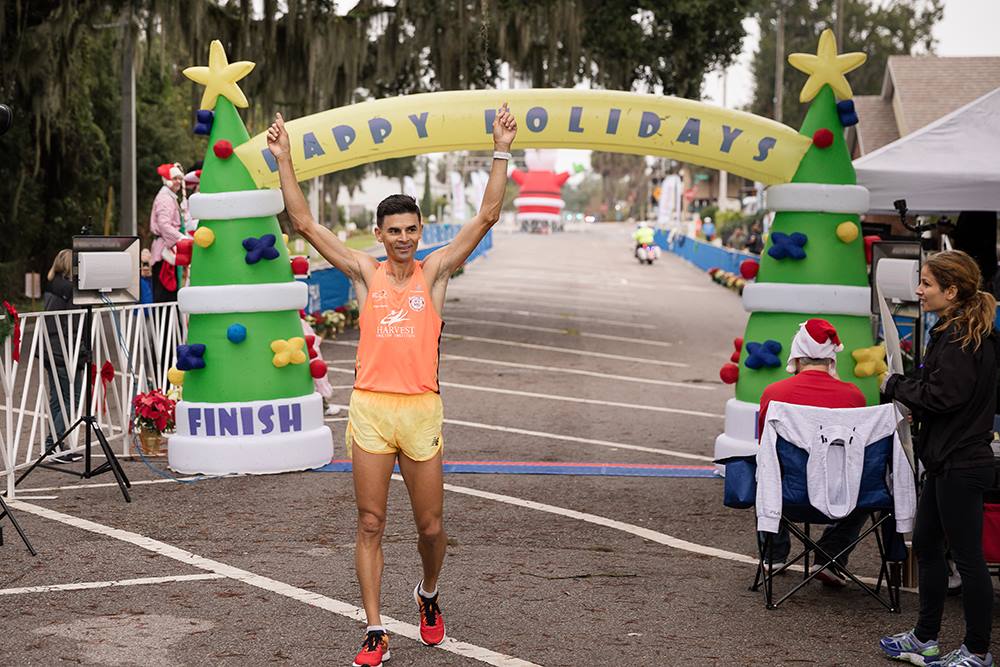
top-left (267, 104), bottom-right (517, 667)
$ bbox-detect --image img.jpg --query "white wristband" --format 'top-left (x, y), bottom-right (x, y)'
top-left (493, 151), bottom-right (512, 161)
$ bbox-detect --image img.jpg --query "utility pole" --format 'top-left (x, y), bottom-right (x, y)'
top-left (120, 5), bottom-right (137, 236)
top-left (718, 67), bottom-right (729, 211)
top-left (774, 3), bottom-right (785, 124)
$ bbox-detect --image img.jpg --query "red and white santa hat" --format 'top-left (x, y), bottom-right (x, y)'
top-left (184, 169), bottom-right (202, 186)
top-left (157, 162), bottom-right (184, 186)
top-left (786, 318), bottom-right (844, 376)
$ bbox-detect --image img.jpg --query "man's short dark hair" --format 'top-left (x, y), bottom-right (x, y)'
top-left (798, 357), bottom-right (832, 366)
top-left (376, 194), bottom-right (421, 228)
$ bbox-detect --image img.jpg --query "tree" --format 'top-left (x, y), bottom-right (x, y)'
top-left (750, 0), bottom-right (942, 128)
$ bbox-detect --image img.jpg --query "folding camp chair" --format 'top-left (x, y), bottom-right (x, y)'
top-left (752, 432), bottom-right (904, 610)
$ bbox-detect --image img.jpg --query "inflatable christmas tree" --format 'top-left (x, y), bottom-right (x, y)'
top-left (167, 40), bottom-right (332, 474)
top-left (715, 30), bottom-right (884, 461)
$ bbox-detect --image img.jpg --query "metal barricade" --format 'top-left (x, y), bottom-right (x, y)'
top-left (0, 302), bottom-right (184, 498)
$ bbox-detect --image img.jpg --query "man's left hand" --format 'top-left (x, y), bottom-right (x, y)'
top-left (493, 102), bottom-right (517, 151)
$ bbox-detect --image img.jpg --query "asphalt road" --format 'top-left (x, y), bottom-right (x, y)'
top-left (0, 224), bottom-right (987, 665)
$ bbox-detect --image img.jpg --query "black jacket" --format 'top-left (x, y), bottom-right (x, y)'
top-left (884, 321), bottom-right (999, 474)
top-left (42, 274), bottom-right (88, 368)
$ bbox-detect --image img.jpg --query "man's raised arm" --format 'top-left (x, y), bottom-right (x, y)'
top-left (267, 113), bottom-right (371, 281)
top-left (430, 103), bottom-right (518, 279)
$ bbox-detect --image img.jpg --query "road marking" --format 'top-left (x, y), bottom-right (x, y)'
top-left (9, 501), bottom-right (538, 667)
top-left (450, 286), bottom-right (642, 309)
top-left (325, 367), bottom-right (720, 418)
top-left (440, 382), bottom-right (724, 419)
top-left (428, 478), bottom-right (909, 592)
top-left (0, 573), bottom-right (226, 596)
top-left (446, 294), bottom-right (640, 317)
top-left (14, 476), bottom-right (207, 494)
top-left (443, 418), bottom-right (713, 461)
top-left (327, 337), bottom-right (688, 367)
top-left (446, 317), bottom-right (674, 347)
top-left (441, 354), bottom-right (713, 391)
top-left (443, 305), bottom-right (658, 329)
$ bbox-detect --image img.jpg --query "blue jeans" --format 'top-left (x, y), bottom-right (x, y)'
top-left (45, 362), bottom-right (84, 450)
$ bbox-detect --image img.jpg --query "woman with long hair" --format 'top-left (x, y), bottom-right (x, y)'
top-left (880, 250), bottom-right (999, 666)
top-left (42, 249), bottom-right (85, 463)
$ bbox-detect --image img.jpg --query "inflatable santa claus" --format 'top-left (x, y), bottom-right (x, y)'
top-left (511, 149), bottom-right (570, 233)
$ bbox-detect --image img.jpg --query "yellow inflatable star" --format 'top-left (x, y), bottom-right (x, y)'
top-left (788, 28), bottom-right (866, 102)
top-left (183, 40), bottom-right (255, 110)
top-left (852, 344), bottom-right (888, 379)
top-left (270, 337), bottom-right (307, 368)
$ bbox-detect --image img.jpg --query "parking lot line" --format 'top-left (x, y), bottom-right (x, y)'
top-left (443, 305), bottom-right (658, 329)
top-left (446, 316), bottom-right (674, 347)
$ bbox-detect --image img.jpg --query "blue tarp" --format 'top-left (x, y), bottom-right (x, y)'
top-left (655, 230), bottom-right (759, 274)
top-left (303, 225), bottom-right (492, 312)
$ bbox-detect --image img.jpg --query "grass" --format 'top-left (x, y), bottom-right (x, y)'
top-left (345, 233), bottom-right (378, 250)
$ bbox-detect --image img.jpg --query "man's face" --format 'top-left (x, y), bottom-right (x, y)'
top-left (375, 213), bottom-right (421, 262)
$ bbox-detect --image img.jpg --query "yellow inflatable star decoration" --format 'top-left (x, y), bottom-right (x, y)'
top-left (270, 337), bottom-right (307, 368)
top-left (787, 28), bottom-right (866, 102)
top-left (183, 40), bottom-right (255, 110)
top-left (852, 344), bottom-right (888, 380)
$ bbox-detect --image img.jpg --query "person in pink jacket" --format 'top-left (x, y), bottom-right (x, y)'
top-left (149, 162), bottom-right (185, 302)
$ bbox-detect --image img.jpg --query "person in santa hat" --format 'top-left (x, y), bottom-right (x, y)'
top-left (149, 162), bottom-right (185, 302)
top-left (756, 318), bottom-right (867, 586)
top-left (181, 165), bottom-right (202, 234)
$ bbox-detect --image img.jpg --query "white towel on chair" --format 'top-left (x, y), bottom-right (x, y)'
top-left (756, 402), bottom-right (916, 534)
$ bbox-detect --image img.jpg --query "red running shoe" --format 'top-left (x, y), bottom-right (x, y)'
top-left (414, 584), bottom-right (446, 646)
top-left (352, 629), bottom-right (390, 667)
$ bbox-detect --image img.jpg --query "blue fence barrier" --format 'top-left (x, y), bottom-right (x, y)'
top-left (303, 225), bottom-right (492, 312)
top-left (654, 230), bottom-right (759, 274)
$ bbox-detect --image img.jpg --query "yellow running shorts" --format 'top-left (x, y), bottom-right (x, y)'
top-left (346, 389), bottom-right (444, 461)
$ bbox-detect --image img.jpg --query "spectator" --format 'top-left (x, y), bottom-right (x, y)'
top-left (149, 162), bottom-right (185, 303)
top-left (702, 216), bottom-right (716, 242)
top-left (728, 226), bottom-right (747, 250)
top-left (746, 220), bottom-right (764, 254)
top-left (42, 249), bottom-right (85, 463)
top-left (757, 318), bottom-right (867, 584)
top-left (880, 250), bottom-right (999, 667)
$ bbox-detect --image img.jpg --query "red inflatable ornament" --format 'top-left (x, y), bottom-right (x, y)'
top-left (174, 238), bottom-right (194, 266)
top-left (304, 334), bottom-right (318, 359)
top-left (213, 139), bottom-right (234, 159)
top-left (739, 259), bottom-right (759, 280)
top-left (730, 337), bottom-right (744, 364)
top-left (863, 235), bottom-right (880, 264)
top-left (291, 256), bottom-right (310, 275)
top-left (720, 363), bottom-right (739, 385)
top-left (812, 128), bottom-right (834, 148)
top-left (309, 358), bottom-right (328, 379)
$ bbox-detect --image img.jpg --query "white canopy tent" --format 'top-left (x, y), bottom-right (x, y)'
top-left (854, 86), bottom-right (1000, 214)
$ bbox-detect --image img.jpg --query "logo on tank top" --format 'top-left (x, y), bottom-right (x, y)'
top-left (377, 309), bottom-right (415, 337)
top-left (409, 295), bottom-right (426, 311)
top-left (371, 290), bottom-right (388, 301)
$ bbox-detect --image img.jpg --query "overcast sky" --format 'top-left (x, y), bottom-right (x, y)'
top-left (703, 0), bottom-right (1000, 109)
top-left (330, 0), bottom-right (1000, 176)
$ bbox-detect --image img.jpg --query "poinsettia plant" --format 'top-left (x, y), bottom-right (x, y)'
top-left (132, 389), bottom-right (176, 434)
top-left (305, 309), bottom-right (347, 338)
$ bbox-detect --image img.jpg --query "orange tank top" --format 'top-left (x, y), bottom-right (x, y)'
top-left (354, 260), bottom-right (443, 394)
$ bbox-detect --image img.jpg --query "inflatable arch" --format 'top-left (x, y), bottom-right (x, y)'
top-left (234, 89), bottom-right (812, 187)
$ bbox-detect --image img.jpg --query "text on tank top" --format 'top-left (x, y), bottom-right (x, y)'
top-left (354, 260), bottom-right (443, 394)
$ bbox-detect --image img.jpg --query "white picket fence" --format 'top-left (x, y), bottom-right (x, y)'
top-left (0, 303), bottom-right (184, 498)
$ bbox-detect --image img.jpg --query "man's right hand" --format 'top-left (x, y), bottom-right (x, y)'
top-left (267, 113), bottom-right (291, 160)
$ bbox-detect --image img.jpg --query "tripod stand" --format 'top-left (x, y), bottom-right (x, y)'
top-left (15, 305), bottom-right (132, 502)
top-left (0, 494), bottom-right (37, 555)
